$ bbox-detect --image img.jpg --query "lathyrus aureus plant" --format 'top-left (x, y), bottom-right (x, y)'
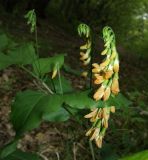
top-left (78, 23), bottom-right (92, 77)
top-left (84, 27), bottom-right (120, 148)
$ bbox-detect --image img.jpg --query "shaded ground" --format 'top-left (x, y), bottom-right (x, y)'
top-left (0, 13), bottom-right (148, 159)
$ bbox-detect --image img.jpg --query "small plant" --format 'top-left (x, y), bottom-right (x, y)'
top-left (0, 10), bottom-right (130, 159)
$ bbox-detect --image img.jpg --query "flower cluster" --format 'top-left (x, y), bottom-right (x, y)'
top-left (84, 27), bottom-right (120, 148)
top-left (85, 106), bottom-right (115, 148)
top-left (92, 27), bottom-right (120, 101)
top-left (78, 24), bottom-right (92, 77)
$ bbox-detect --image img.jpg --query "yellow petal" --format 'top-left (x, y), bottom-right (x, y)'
top-left (111, 77), bottom-right (120, 95)
top-left (52, 69), bottom-right (57, 79)
top-left (103, 87), bottom-right (111, 101)
top-left (110, 106), bottom-right (115, 113)
top-left (100, 58), bottom-right (110, 68)
top-left (84, 108), bottom-right (98, 118)
top-left (93, 85), bottom-right (105, 101)
top-left (81, 71), bottom-right (88, 78)
top-left (104, 70), bottom-right (113, 79)
top-left (90, 128), bottom-right (99, 141)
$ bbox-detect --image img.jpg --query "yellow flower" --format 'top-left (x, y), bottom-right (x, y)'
top-left (83, 57), bottom-right (91, 66)
top-left (81, 71), bottom-right (88, 78)
top-left (92, 63), bottom-right (101, 73)
top-left (113, 58), bottom-right (119, 73)
top-left (103, 87), bottom-right (111, 101)
top-left (52, 69), bottom-right (57, 79)
top-left (104, 69), bottom-right (113, 79)
top-left (94, 75), bottom-right (104, 84)
top-left (90, 128), bottom-right (100, 141)
top-left (110, 106), bottom-right (116, 113)
top-left (111, 76), bottom-right (120, 95)
top-left (93, 85), bottom-right (105, 101)
top-left (95, 135), bottom-right (103, 148)
top-left (84, 108), bottom-right (98, 119)
top-left (100, 58), bottom-right (110, 68)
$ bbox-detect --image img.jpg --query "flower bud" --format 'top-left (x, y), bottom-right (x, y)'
top-left (111, 77), bottom-right (120, 95)
top-left (93, 85), bottom-right (105, 101)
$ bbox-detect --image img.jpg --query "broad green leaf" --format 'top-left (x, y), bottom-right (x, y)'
top-left (8, 43), bottom-right (37, 65)
top-left (64, 90), bottom-right (103, 109)
top-left (0, 140), bottom-right (18, 159)
top-left (43, 107), bottom-right (70, 122)
top-left (11, 90), bottom-right (45, 136)
top-left (2, 150), bottom-right (41, 160)
top-left (33, 54), bottom-right (65, 77)
top-left (11, 90), bottom-right (63, 136)
top-left (0, 43), bottom-right (37, 70)
top-left (119, 150), bottom-right (148, 160)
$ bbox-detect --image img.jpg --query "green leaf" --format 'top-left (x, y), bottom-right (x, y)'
top-left (11, 90), bottom-right (63, 136)
top-left (64, 90), bottom-right (102, 109)
top-left (8, 43), bottom-right (37, 65)
top-left (33, 54), bottom-right (65, 77)
top-left (0, 140), bottom-right (18, 159)
top-left (2, 150), bottom-right (41, 160)
top-left (119, 150), bottom-right (148, 160)
top-left (0, 43), bottom-right (37, 70)
top-left (11, 90), bottom-right (45, 136)
top-left (43, 107), bottom-right (70, 122)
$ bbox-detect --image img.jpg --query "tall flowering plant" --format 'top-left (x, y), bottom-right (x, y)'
top-left (78, 26), bottom-right (120, 148)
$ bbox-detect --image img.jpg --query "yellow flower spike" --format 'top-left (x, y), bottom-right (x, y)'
top-left (93, 85), bottom-right (105, 101)
top-left (84, 108), bottom-right (98, 119)
top-left (111, 76), bottom-right (120, 95)
top-left (103, 86), bottom-right (111, 101)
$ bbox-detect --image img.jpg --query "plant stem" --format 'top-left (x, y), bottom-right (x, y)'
top-left (21, 65), bottom-right (54, 94)
top-left (57, 63), bottom-right (63, 94)
top-left (89, 140), bottom-right (96, 160)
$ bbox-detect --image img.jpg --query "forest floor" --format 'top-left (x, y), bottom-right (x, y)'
top-left (0, 13), bottom-right (148, 160)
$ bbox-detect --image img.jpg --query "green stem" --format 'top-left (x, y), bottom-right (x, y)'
top-left (89, 140), bottom-right (96, 160)
top-left (21, 65), bottom-right (54, 94)
top-left (57, 63), bottom-right (63, 94)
